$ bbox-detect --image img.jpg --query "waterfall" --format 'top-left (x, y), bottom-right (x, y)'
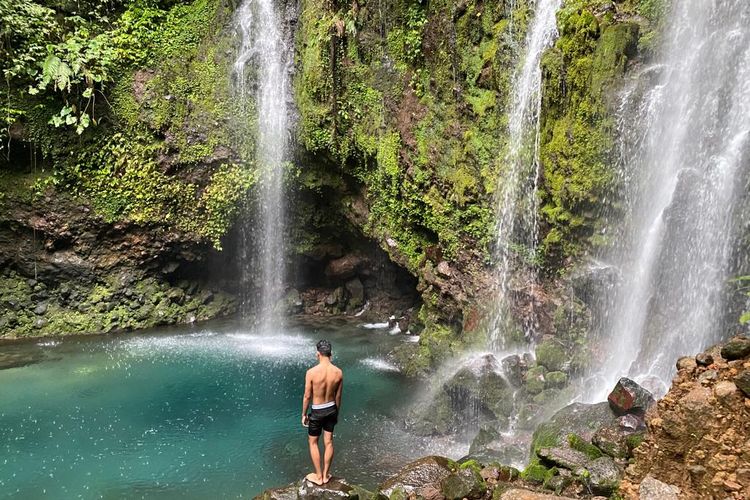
top-left (588, 0), bottom-right (750, 400)
top-left (490, 0), bottom-right (562, 348)
top-left (232, 0), bottom-right (293, 333)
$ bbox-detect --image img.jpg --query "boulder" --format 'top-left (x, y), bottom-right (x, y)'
top-left (439, 468), bottom-right (485, 500)
top-left (34, 303), bottom-right (48, 315)
top-left (441, 354), bottom-right (513, 425)
top-left (638, 475), bottom-right (680, 500)
top-left (721, 336), bottom-right (750, 360)
top-left (592, 423), bottom-right (643, 459)
top-left (255, 483), bottom-right (298, 500)
top-left (530, 402), bottom-right (616, 453)
top-left (344, 279), bottom-right (364, 309)
top-left (734, 370), bottom-right (750, 397)
top-left (298, 477), bottom-right (362, 500)
top-left (607, 378), bottom-right (655, 416)
top-left (501, 354), bottom-right (523, 387)
top-left (578, 456), bottom-right (622, 495)
top-left (537, 447), bottom-right (590, 470)
top-left (497, 489), bottom-right (578, 500)
top-left (713, 380), bottom-right (737, 400)
top-left (325, 254), bottom-right (365, 281)
top-left (379, 456), bottom-right (454, 497)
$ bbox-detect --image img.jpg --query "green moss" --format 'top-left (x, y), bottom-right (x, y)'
top-left (535, 339), bottom-right (567, 371)
top-left (538, 3), bottom-right (641, 266)
top-left (567, 433), bottom-right (603, 459)
top-left (520, 464), bottom-right (556, 484)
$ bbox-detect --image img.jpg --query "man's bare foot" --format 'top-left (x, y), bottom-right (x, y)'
top-left (323, 474), bottom-right (332, 484)
top-left (305, 473), bottom-right (323, 485)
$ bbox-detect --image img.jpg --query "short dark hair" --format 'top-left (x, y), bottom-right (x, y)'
top-left (316, 339), bottom-right (332, 357)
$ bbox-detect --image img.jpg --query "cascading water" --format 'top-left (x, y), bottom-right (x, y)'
top-left (232, 0), bottom-right (293, 333)
top-left (411, 0), bottom-right (564, 465)
top-left (587, 0), bottom-right (750, 401)
top-left (489, 0), bottom-right (562, 349)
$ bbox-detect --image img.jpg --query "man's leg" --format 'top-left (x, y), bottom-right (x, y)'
top-left (322, 430), bottom-right (334, 483)
top-left (306, 435), bottom-right (323, 485)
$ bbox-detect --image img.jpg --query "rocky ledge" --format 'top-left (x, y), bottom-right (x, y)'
top-left (621, 335), bottom-right (750, 499)
top-left (256, 378), bottom-right (657, 500)
top-left (0, 186), bottom-right (236, 339)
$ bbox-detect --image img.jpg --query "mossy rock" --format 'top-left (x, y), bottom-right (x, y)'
top-left (545, 371), bottom-right (568, 389)
top-left (524, 365), bottom-right (547, 395)
top-left (535, 340), bottom-right (567, 372)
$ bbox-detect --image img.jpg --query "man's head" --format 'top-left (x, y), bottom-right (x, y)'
top-left (316, 339), bottom-right (332, 358)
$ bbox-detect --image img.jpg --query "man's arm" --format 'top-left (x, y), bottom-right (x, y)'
top-left (335, 375), bottom-right (343, 410)
top-left (302, 370), bottom-right (312, 424)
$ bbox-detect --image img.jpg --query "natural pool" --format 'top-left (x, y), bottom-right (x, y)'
top-left (0, 319), bottom-right (457, 499)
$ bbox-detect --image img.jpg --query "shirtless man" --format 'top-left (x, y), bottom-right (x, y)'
top-left (302, 339), bottom-right (343, 485)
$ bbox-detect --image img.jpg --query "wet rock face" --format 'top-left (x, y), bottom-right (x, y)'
top-left (607, 377), bottom-right (656, 416)
top-left (378, 456), bottom-right (454, 497)
top-left (0, 192), bottom-right (236, 338)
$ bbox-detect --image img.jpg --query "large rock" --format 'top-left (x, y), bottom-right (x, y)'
top-left (721, 336), bottom-right (750, 360)
top-left (591, 415), bottom-right (645, 459)
top-left (497, 490), bottom-right (577, 500)
top-left (607, 378), bottom-right (655, 416)
top-left (735, 370), bottom-right (750, 397)
top-left (530, 402), bottom-right (616, 453)
top-left (255, 477), bottom-right (370, 500)
top-left (298, 477), bottom-right (362, 500)
top-left (379, 456), bottom-right (454, 497)
top-left (324, 254), bottom-right (366, 281)
top-left (578, 456), bottom-right (622, 495)
top-left (255, 483), bottom-right (299, 500)
top-left (439, 468), bottom-right (485, 500)
top-left (537, 447), bottom-right (590, 470)
top-left (638, 475), bottom-right (680, 500)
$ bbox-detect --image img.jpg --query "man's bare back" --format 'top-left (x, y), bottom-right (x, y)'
top-left (306, 363), bottom-right (343, 406)
top-left (302, 339), bottom-right (343, 486)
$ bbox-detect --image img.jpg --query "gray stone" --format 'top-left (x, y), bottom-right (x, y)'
top-left (698, 369), bottom-right (718, 385)
top-left (638, 475), bottom-right (680, 500)
top-left (379, 456), bottom-right (454, 497)
top-left (439, 468), bottom-right (485, 500)
top-left (577, 456), bottom-right (622, 496)
top-left (530, 402), bottom-right (617, 453)
top-left (538, 447), bottom-right (590, 470)
top-left (34, 303), bottom-right (48, 315)
top-left (298, 476), bottom-right (359, 500)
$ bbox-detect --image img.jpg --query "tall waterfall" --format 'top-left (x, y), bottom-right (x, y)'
top-left (490, 0), bottom-right (562, 348)
top-left (232, 0), bottom-right (292, 333)
top-left (588, 0), bottom-right (750, 400)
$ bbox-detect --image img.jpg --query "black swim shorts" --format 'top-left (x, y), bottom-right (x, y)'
top-left (307, 404), bottom-right (338, 436)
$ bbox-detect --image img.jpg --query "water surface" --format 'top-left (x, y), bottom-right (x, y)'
top-left (0, 319), bottom-right (437, 498)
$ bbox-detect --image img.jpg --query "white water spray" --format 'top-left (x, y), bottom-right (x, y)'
top-left (588, 0), bottom-right (750, 400)
top-left (232, 0), bottom-right (293, 333)
top-left (490, 0), bottom-right (562, 349)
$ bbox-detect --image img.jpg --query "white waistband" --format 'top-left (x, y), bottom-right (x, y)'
top-left (311, 401), bottom-right (336, 410)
